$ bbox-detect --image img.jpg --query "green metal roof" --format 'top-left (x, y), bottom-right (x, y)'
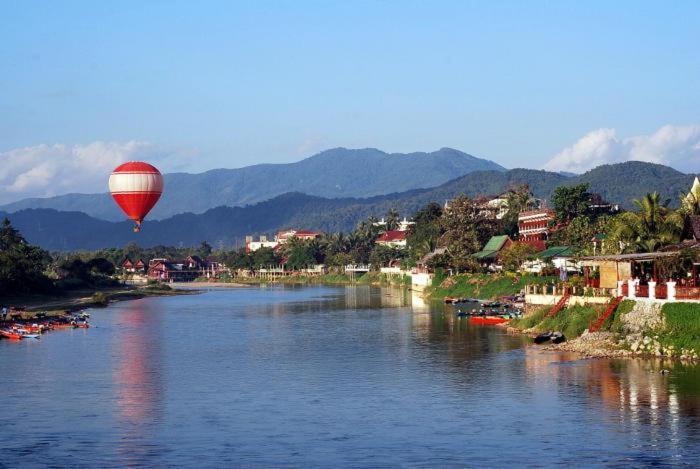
top-left (537, 246), bottom-right (574, 259)
top-left (473, 235), bottom-right (511, 260)
top-left (482, 235), bottom-right (510, 251)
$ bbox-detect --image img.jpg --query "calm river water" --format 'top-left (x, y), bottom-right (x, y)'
top-left (2, 285), bottom-right (700, 467)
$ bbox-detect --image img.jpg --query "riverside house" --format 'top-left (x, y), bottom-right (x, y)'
top-left (121, 257), bottom-right (146, 273)
top-left (245, 229), bottom-right (322, 252)
top-left (375, 230), bottom-right (408, 248)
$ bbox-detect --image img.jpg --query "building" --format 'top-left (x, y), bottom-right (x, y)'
top-left (147, 259), bottom-right (198, 282)
top-left (373, 217), bottom-right (415, 232)
top-left (476, 194), bottom-right (509, 220)
top-left (245, 235), bottom-right (279, 252)
top-left (521, 246), bottom-right (576, 274)
top-left (121, 258), bottom-right (146, 273)
top-left (375, 230), bottom-right (408, 248)
top-left (472, 235), bottom-right (513, 268)
top-left (245, 229), bottom-right (322, 252)
top-left (518, 208), bottom-right (555, 245)
top-left (276, 229), bottom-right (321, 243)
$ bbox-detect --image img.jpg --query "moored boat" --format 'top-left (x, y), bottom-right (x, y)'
top-left (470, 316), bottom-right (509, 325)
top-left (551, 332), bottom-right (566, 344)
top-left (1, 329), bottom-right (23, 340)
top-left (534, 332), bottom-right (553, 344)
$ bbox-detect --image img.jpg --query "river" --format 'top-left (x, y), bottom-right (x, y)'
top-left (1, 285), bottom-right (699, 467)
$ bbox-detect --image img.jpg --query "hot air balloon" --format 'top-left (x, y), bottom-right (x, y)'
top-left (108, 162), bottom-right (163, 232)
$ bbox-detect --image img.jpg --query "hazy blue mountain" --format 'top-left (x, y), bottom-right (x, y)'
top-left (0, 147), bottom-right (504, 220)
top-left (5, 161), bottom-right (697, 251)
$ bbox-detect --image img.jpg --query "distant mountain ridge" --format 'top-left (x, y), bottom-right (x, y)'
top-left (0, 147), bottom-right (504, 220)
top-left (4, 161), bottom-right (697, 251)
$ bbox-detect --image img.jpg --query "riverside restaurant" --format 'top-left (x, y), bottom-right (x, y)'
top-left (580, 249), bottom-right (700, 301)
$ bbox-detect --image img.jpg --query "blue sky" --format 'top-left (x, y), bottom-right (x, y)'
top-left (1, 1), bottom-right (699, 202)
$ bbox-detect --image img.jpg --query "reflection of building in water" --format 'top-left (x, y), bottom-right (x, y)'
top-left (378, 287), bottom-right (410, 308)
top-left (410, 291), bottom-right (430, 313)
top-left (344, 285), bottom-right (372, 309)
top-left (524, 349), bottom-right (700, 455)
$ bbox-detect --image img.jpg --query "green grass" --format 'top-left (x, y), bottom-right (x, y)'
top-left (230, 272), bottom-right (410, 287)
top-left (658, 303), bottom-right (700, 353)
top-left (511, 304), bottom-right (605, 338)
top-left (427, 273), bottom-right (556, 300)
top-left (535, 304), bottom-right (604, 338)
top-left (510, 306), bottom-right (549, 329)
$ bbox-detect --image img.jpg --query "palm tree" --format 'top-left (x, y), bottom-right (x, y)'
top-left (385, 209), bottom-right (400, 231)
top-left (611, 192), bottom-right (682, 252)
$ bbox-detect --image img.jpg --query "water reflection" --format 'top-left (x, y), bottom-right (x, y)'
top-left (112, 300), bottom-right (165, 464)
top-left (2, 286), bottom-right (700, 466)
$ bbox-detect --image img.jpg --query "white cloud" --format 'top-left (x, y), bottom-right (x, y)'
top-left (0, 141), bottom-right (169, 204)
top-left (543, 124), bottom-right (700, 174)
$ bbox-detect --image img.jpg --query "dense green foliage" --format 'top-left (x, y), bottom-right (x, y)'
top-left (0, 218), bottom-right (53, 295)
top-left (552, 183), bottom-right (591, 222)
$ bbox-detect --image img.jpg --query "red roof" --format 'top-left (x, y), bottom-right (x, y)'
top-left (376, 230), bottom-right (407, 242)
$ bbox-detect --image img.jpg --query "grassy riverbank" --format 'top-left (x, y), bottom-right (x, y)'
top-left (510, 299), bottom-right (700, 360)
top-left (425, 272), bottom-right (556, 300)
top-left (213, 272), bottom-right (412, 287)
top-left (510, 300), bottom-right (636, 338)
top-left (657, 303), bottom-right (700, 355)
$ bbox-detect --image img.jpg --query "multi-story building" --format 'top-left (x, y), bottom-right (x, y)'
top-left (518, 208), bottom-right (555, 245)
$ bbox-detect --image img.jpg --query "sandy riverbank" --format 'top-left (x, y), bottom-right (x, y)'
top-left (1, 285), bottom-right (198, 319)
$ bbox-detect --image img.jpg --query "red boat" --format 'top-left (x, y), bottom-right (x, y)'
top-left (470, 316), bottom-right (509, 325)
top-left (0, 329), bottom-right (23, 340)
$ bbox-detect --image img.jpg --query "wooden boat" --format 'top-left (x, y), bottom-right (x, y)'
top-left (534, 332), bottom-right (552, 344)
top-left (551, 332), bottom-right (566, 344)
top-left (72, 321), bottom-right (90, 329)
top-left (0, 329), bottom-right (23, 340)
top-left (470, 316), bottom-right (509, 325)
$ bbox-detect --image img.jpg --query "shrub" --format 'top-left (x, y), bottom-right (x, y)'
top-left (92, 291), bottom-right (109, 306)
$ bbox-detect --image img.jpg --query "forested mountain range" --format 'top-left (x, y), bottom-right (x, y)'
top-left (0, 147), bottom-right (504, 220)
top-left (3, 161), bottom-right (697, 251)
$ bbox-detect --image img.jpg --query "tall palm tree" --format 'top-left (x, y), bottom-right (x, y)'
top-left (612, 192), bottom-right (682, 252)
top-left (385, 208), bottom-right (400, 231)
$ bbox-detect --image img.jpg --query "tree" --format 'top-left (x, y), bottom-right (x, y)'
top-left (501, 185), bottom-right (535, 237)
top-left (197, 241), bottom-right (213, 258)
top-left (407, 203), bottom-right (443, 263)
top-left (498, 243), bottom-right (537, 272)
top-left (385, 208), bottom-right (400, 231)
top-left (369, 244), bottom-right (406, 268)
top-left (440, 196), bottom-right (483, 272)
top-left (552, 183), bottom-right (591, 222)
top-left (251, 247), bottom-right (280, 268)
top-left (283, 237), bottom-right (319, 270)
top-left (609, 192), bottom-right (683, 253)
top-left (0, 218), bottom-right (53, 295)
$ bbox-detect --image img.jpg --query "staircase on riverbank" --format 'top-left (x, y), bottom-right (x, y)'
top-left (588, 296), bottom-right (624, 333)
top-left (546, 292), bottom-right (570, 317)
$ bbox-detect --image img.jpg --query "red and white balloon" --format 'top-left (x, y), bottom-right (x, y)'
top-left (108, 162), bottom-right (163, 232)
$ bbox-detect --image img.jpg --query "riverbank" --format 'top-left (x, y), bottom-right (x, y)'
top-left (508, 300), bottom-right (700, 362)
top-left (1, 284), bottom-right (196, 319)
top-left (202, 272), bottom-right (412, 288)
top-left (425, 272), bottom-right (556, 300)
